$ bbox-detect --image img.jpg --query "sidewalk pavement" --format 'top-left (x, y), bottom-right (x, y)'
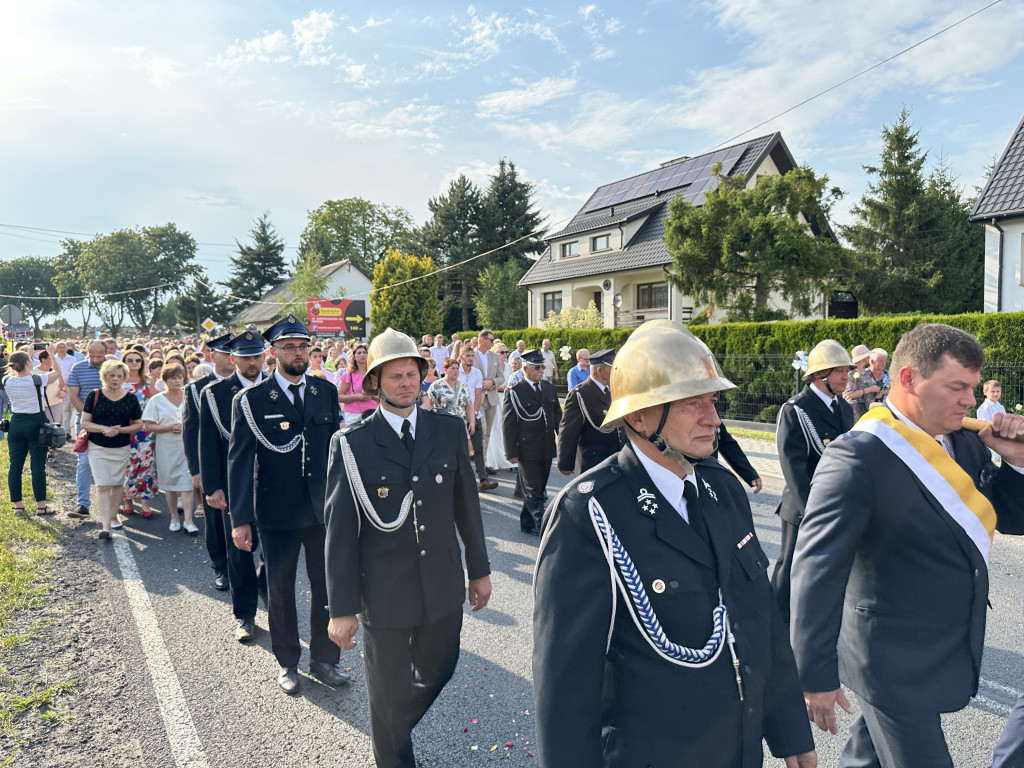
top-left (732, 435), bottom-right (784, 485)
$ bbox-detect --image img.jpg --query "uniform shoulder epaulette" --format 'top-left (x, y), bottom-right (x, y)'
top-left (429, 408), bottom-right (463, 422)
top-left (338, 418), bottom-right (368, 436)
top-left (564, 455), bottom-right (621, 499)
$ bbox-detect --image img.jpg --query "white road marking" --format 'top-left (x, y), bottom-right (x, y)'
top-left (480, 498), bottom-right (520, 522)
top-left (112, 534), bottom-right (211, 768)
top-left (973, 694), bottom-right (1012, 717)
top-left (980, 677), bottom-right (1024, 699)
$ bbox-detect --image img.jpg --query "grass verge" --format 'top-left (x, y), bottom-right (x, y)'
top-left (729, 427), bottom-right (775, 442)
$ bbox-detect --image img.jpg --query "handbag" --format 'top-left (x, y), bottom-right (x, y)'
top-left (73, 390), bottom-right (100, 453)
top-left (33, 375), bottom-right (68, 449)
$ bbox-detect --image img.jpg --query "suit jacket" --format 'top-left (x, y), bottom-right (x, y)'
top-left (503, 378), bottom-right (560, 464)
top-left (791, 423), bottom-right (1024, 714)
top-left (776, 385), bottom-right (854, 525)
top-left (534, 444), bottom-right (814, 767)
top-left (473, 348), bottom-right (505, 408)
top-left (323, 407), bottom-right (490, 628)
top-left (227, 374), bottom-right (339, 531)
top-left (712, 423), bottom-right (759, 485)
top-left (556, 378), bottom-right (622, 474)
top-left (183, 372), bottom-right (217, 477)
top-left (199, 372), bottom-right (264, 502)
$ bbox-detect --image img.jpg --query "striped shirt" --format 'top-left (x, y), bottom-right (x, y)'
top-left (67, 359), bottom-right (103, 404)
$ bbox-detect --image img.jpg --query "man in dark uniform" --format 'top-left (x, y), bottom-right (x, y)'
top-left (773, 339), bottom-right (855, 623)
top-left (324, 328), bottom-right (491, 768)
top-left (183, 332), bottom-right (234, 591)
top-left (199, 330), bottom-right (268, 643)
top-left (556, 348), bottom-right (623, 476)
top-left (228, 314), bottom-right (349, 695)
top-left (711, 422), bottom-right (762, 493)
top-left (503, 349), bottom-right (561, 536)
top-left (533, 319), bottom-right (815, 768)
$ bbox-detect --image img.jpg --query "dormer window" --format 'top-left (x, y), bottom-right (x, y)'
top-left (591, 234), bottom-right (611, 252)
top-left (561, 241), bottom-right (579, 258)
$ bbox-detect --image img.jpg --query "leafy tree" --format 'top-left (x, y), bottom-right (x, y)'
top-left (543, 300), bottom-right (603, 330)
top-left (370, 249), bottom-right (441, 339)
top-left (45, 317), bottom-right (74, 333)
top-left (175, 269), bottom-right (232, 333)
top-left (477, 159), bottom-right (546, 270)
top-left (53, 238), bottom-right (95, 335)
top-left (282, 251), bottom-right (331, 322)
top-left (843, 107), bottom-right (981, 314)
top-left (419, 175), bottom-right (484, 331)
top-left (474, 260), bottom-right (528, 329)
top-left (299, 198), bottom-right (415, 275)
top-left (664, 164), bottom-right (846, 320)
top-left (224, 212), bottom-right (288, 314)
top-left (0, 256), bottom-right (61, 335)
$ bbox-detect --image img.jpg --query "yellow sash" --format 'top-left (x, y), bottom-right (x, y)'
top-left (854, 407), bottom-right (996, 561)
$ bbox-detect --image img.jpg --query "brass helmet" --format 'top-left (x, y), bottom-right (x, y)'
top-left (602, 320), bottom-right (735, 430)
top-left (802, 339), bottom-right (854, 381)
top-left (363, 328), bottom-right (427, 393)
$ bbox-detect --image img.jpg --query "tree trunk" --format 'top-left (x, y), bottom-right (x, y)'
top-left (753, 275), bottom-right (770, 307)
top-left (461, 280), bottom-right (470, 331)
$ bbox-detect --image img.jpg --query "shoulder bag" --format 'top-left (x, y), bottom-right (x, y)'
top-left (33, 374), bottom-right (68, 449)
top-left (73, 389), bottom-right (100, 453)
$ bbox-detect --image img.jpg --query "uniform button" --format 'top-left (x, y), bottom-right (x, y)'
top-left (412, 475), bottom-right (419, 482)
top-left (742, 664), bottom-right (751, 675)
top-left (975, 569), bottom-right (980, 577)
top-left (420, 549), bottom-right (426, 557)
top-left (380, 476), bottom-right (386, 481)
top-left (416, 500), bottom-right (423, 507)
top-left (419, 524), bottom-right (425, 532)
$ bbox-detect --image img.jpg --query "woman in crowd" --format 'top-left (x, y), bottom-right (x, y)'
top-left (142, 363), bottom-right (197, 534)
top-left (122, 348), bottom-right (156, 518)
top-left (82, 360), bottom-right (143, 539)
top-left (184, 354), bottom-right (202, 379)
top-left (31, 350), bottom-right (65, 461)
top-left (191, 363), bottom-right (213, 380)
top-left (426, 357), bottom-right (474, 457)
top-left (325, 345), bottom-right (342, 374)
top-left (486, 345), bottom-right (515, 472)
top-left (4, 349), bottom-right (62, 515)
top-left (147, 359), bottom-right (164, 390)
top-left (337, 343), bottom-right (376, 425)
top-left (420, 358), bottom-right (439, 407)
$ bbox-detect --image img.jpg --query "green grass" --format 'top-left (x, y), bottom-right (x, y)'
top-left (0, 680), bottom-right (77, 733)
top-left (729, 427), bottom-right (775, 442)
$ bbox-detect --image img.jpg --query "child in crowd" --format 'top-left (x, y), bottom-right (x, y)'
top-left (977, 379), bottom-right (1006, 422)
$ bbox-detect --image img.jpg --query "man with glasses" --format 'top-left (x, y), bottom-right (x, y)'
top-left (567, 348), bottom-right (591, 390)
top-left (228, 314), bottom-right (349, 695)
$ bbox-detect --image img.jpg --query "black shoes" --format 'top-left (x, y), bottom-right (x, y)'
top-left (278, 666), bottom-right (300, 695)
top-left (98, 530), bottom-right (112, 540)
top-left (235, 619), bottom-right (255, 642)
top-left (213, 571), bottom-right (229, 591)
top-left (69, 505), bottom-right (90, 519)
top-left (486, 467), bottom-right (497, 475)
top-left (309, 661), bottom-right (352, 687)
top-left (521, 526), bottom-right (541, 537)
top-left (478, 479), bottom-right (498, 491)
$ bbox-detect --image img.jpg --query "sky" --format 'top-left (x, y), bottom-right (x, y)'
top-left (2, 0), bottom-right (1024, 291)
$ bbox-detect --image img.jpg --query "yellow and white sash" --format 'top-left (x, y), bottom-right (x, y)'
top-left (852, 407), bottom-right (996, 564)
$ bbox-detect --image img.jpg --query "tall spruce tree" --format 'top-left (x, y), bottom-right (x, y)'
top-left (176, 268), bottom-right (232, 332)
top-left (224, 212), bottom-right (287, 314)
top-left (477, 159), bottom-right (546, 270)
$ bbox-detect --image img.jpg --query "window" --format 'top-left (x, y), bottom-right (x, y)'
top-left (591, 234), bottom-right (611, 251)
top-left (543, 291), bottom-right (563, 316)
top-left (560, 241), bottom-right (579, 258)
top-left (637, 282), bottom-right (668, 310)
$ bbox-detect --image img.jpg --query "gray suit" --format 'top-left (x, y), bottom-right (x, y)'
top-left (791, 420), bottom-right (1024, 766)
top-left (473, 348), bottom-right (505, 462)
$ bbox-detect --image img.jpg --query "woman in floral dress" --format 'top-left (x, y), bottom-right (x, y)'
top-left (122, 348), bottom-right (157, 518)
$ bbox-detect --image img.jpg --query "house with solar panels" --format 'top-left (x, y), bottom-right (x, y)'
top-left (969, 114), bottom-right (1024, 313)
top-left (520, 133), bottom-right (805, 327)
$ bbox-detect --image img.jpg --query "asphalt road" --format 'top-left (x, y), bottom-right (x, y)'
top-left (90, 457), bottom-right (1022, 768)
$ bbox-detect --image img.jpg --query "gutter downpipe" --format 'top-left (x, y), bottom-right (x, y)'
top-left (990, 219), bottom-right (1004, 313)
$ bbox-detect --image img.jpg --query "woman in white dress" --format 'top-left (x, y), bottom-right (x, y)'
top-left (142, 363), bottom-right (197, 534)
top-left (486, 345), bottom-right (514, 471)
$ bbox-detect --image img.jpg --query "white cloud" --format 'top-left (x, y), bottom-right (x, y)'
top-left (475, 74), bottom-right (577, 118)
top-left (326, 98), bottom-right (446, 147)
top-left (292, 10), bottom-right (336, 65)
top-left (215, 30), bottom-right (291, 69)
top-left (349, 16), bottom-right (392, 33)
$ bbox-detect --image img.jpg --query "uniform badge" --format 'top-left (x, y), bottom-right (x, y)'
top-left (736, 532), bottom-right (754, 550)
top-left (701, 478), bottom-right (718, 502)
top-left (378, 487), bottom-right (389, 499)
top-left (269, 389), bottom-right (280, 401)
top-left (309, 384), bottom-right (318, 396)
top-left (435, 474), bottom-right (443, 484)
top-left (636, 487), bottom-right (658, 515)
top-left (576, 480), bottom-right (594, 494)
top-left (279, 421), bottom-right (290, 431)
top-left (652, 579), bottom-right (666, 594)
top-left (823, 438), bottom-right (831, 445)
top-left (230, 385), bottom-right (239, 395)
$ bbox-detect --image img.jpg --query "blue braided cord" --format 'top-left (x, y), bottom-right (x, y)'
top-left (591, 502), bottom-right (726, 664)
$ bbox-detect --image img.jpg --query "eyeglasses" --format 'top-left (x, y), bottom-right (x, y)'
top-left (275, 343), bottom-right (311, 354)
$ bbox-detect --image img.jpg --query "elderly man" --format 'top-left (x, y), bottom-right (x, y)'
top-left (534, 320), bottom-right (815, 767)
top-left (66, 341), bottom-right (109, 518)
top-left (325, 328), bottom-right (491, 768)
top-left (473, 329), bottom-right (505, 471)
top-left (567, 348), bottom-right (591, 390)
top-left (540, 338), bottom-right (558, 382)
top-left (791, 323), bottom-right (1024, 767)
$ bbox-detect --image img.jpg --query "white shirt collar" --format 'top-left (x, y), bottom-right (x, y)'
top-left (630, 438), bottom-right (699, 523)
top-left (275, 370), bottom-right (306, 398)
top-left (236, 371), bottom-right (260, 388)
top-left (380, 406), bottom-right (417, 439)
top-left (591, 379), bottom-right (608, 393)
top-left (810, 383), bottom-right (836, 411)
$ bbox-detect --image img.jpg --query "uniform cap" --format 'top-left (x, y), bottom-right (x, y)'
top-left (521, 349), bottom-right (545, 366)
top-left (265, 314), bottom-right (311, 343)
top-left (207, 333), bottom-right (234, 353)
top-left (228, 331), bottom-right (267, 357)
top-left (589, 349), bottom-right (616, 367)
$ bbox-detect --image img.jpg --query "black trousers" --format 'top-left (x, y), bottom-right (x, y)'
top-left (517, 457), bottom-right (551, 532)
top-left (992, 692), bottom-right (1024, 767)
top-left (470, 418), bottom-right (486, 481)
top-left (770, 516), bottom-right (799, 625)
top-left (204, 495), bottom-right (227, 574)
top-left (7, 413), bottom-right (46, 504)
top-left (260, 523), bottom-right (338, 669)
top-left (224, 507), bottom-right (266, 621)
top-left (841, 696), bottom-right (952, 768)
top-left (362, 611), bottom-right (463, 768)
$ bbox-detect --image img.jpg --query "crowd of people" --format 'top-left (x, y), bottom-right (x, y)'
top-left (1, 319), bottom-right (1023, 768)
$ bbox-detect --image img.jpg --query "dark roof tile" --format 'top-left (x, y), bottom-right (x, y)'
top-left (970, 114), bottom-right (1024, 221)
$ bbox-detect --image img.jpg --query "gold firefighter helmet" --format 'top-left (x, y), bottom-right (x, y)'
top-left (363, 328), bottom-right (428, 393)
top-left (601, 319), bottom-right (735, 431)
top-left (802, 339), bottom-right (855, 381)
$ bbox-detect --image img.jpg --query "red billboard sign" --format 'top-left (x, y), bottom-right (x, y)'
top-left (306, 298), bottom-right (366, 338)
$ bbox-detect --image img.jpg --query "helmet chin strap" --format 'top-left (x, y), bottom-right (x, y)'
top-left (820, 372), bottom-right (837, 398)
top-left (628, 403), bottom-right (710, 476)
top-left (373, 369), bottom-right (425, 411)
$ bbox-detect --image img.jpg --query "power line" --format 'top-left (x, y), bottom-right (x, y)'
top-left (709, 0), bottom-right (1004, 150)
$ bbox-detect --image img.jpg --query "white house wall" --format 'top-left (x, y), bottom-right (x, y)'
top-left (324, 263), bottom-right (375, 338)
top-left (984, 218), bottom-right (1024, 312)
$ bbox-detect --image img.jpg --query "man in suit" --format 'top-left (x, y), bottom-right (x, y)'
top-left (534, 320), bottom-right (816, 768)
top-left (557, 348), bottom-right (622, 475)
top-left (324, 327), bottom-right (491, 768)
top-left (504, 349), bottom-right (561, 536)
top-left (772, 339), bottom-right (855, 622)
top-left (790, 323), bottom-right (1024, 767)
top-left (199, 330), bottom-right (268, 643)
top-left (472, 329), bottom-right (505, 471)
top-left (228, 314), bottom-right (350, 695)
top-left (183, 332), bottom-right (234, 591)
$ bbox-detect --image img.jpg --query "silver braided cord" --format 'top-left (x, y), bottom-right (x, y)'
top-left (238, 392), bottom-right (303, 454)
top-left (509, 388), bottom-right (545, 422)
top-left (793, 405), bottom-right (827, 456)
top-left (574, 387), bottom-right (601, 429)
top-left (339, 435), bottom-right (415, 534)
top-left (204, 387), bottom-right (231, 441)
top-left (188, 382), bottom-right (201, 411)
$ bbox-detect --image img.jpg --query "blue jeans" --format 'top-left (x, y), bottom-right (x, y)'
top-left (75, 413), bottom-right (92, 507)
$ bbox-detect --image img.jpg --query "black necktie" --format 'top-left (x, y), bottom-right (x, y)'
top-left (288, 383), bottom-right (304, 417)
top-left (830, 397), bottom-right (838, 412)
top-left (682, 481), bottom-right (714, 556)
top-left (534, 383), bottom-right (541, 395)
top-left (401, 419), bottom-right (414, 455)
